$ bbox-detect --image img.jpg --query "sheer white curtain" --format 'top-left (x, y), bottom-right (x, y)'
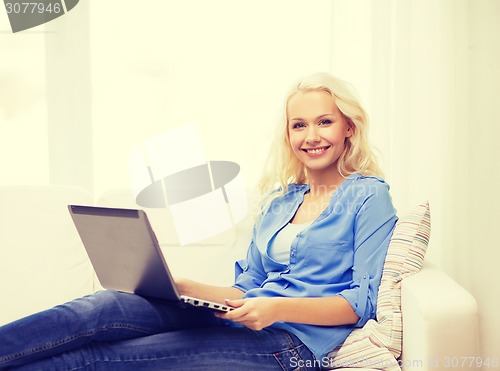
top-left (329, 0), bottom-right (500, 362)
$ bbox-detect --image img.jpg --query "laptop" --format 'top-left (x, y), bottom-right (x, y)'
top-left (68, 205), bottom-right (233, 312)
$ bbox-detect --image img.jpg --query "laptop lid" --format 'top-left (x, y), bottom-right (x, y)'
top-left (68, 205), bottom-right (180, 301)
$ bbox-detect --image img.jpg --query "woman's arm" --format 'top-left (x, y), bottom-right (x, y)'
top-left (175, 212), bottom-right (266, 307)
top-left (175, 277), bottom-right (244, 304)
top-left (217, 296), bottom-right (359, 330)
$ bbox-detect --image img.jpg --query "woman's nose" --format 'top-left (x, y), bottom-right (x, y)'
top-left (305, 126), bottom-right (320, 144)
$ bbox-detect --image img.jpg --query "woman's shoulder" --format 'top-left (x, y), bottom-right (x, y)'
top-left (340, 173), bottom-right (392, 203)
top-left (268, 183), bottom-right (308, 197)
top-left (286, 183), bottom-right (309, 192)
top-left (256, 184), bottom-right (306, 216)
top-left (348, 173), bottom-right (390, 190)
top-left (267, 184), bottom-right (307, 204)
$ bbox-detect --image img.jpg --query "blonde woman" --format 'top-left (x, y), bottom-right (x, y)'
top-left (0, 73), bottom-right (397, 370)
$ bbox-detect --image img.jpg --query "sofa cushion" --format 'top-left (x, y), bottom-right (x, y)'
top-left (326, 202), bottom-right (431, 370)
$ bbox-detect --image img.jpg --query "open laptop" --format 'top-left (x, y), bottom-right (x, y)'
top-left (68, 205), bottom-right (233, 312)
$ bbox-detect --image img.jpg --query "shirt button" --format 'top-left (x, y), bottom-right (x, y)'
top-left (363, 275), bottom-right (367, 279)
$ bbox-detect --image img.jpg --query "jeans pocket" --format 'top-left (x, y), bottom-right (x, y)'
top-left (273, 343), bottom-right (319, 371)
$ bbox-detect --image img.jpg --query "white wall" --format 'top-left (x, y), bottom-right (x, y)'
top-left (0, 14), bottom-right (49, 185)
top-left (453, 0), bottom-right (500, 362)
top-left (89, 0), bottom-right (335, 199)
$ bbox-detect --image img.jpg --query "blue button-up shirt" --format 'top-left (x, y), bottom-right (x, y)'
top-left (233, 173), bottom-right (398, 360)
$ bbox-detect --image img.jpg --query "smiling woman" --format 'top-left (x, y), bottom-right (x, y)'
top-left (0, 72), bottom-right (398, 370)
top-left (258, 73), bottom-right (384, 210)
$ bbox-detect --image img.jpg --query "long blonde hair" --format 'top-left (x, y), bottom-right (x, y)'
top-left (257, 72), bottom-right (383, 208)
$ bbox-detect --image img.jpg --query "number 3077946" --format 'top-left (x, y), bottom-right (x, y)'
top-left (5, 2), bottom-right (62, 14)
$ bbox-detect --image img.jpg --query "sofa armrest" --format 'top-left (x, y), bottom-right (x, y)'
top-left (400, 262), bottom-right (480, 370)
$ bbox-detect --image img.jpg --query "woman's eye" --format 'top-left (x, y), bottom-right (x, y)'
top-left (319, 119), bottom-right (332, 126)
top-left (291, 122), bottom-right (306, 129)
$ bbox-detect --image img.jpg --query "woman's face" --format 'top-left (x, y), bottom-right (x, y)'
top-left (287, 90), bottom-right (352, 175)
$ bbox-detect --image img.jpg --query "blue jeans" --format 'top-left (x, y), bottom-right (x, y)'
top-left (0, 290), bottom-right (318, 370)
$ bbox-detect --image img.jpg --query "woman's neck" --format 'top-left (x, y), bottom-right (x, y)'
top-left (306, 169), bottom-right (346, 198)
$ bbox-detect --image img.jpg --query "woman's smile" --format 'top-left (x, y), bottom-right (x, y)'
top-left (301, 145), bottom-right (332, 157)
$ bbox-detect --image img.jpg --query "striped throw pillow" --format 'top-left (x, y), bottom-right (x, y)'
top-left (326, 201), bottom-right (431, 370)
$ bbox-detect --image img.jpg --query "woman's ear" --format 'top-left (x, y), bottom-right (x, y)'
top-left (346, 122), bottom-right (354, 138)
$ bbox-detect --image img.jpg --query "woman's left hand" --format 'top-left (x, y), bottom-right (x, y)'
top-left (215, 297), bottom-right (280, 331)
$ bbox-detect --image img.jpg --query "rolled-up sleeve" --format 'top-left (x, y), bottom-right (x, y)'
top-left (337, 183), bottom-right (397, 327)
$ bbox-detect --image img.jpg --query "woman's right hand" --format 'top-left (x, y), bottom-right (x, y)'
top-left (173, 276), bottom-right (244, 304)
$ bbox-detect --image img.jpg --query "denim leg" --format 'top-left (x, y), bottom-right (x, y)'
top-left (14, 327), bottom-right (318, 371)
top-left (0, 290), bottom-right (220, 369)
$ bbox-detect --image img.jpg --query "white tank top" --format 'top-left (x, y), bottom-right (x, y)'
top-left (268, 221), bottom-right (311, 264)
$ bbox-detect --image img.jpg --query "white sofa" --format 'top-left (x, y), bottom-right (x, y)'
top-left (0, 185), bottom-right (480, 370)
